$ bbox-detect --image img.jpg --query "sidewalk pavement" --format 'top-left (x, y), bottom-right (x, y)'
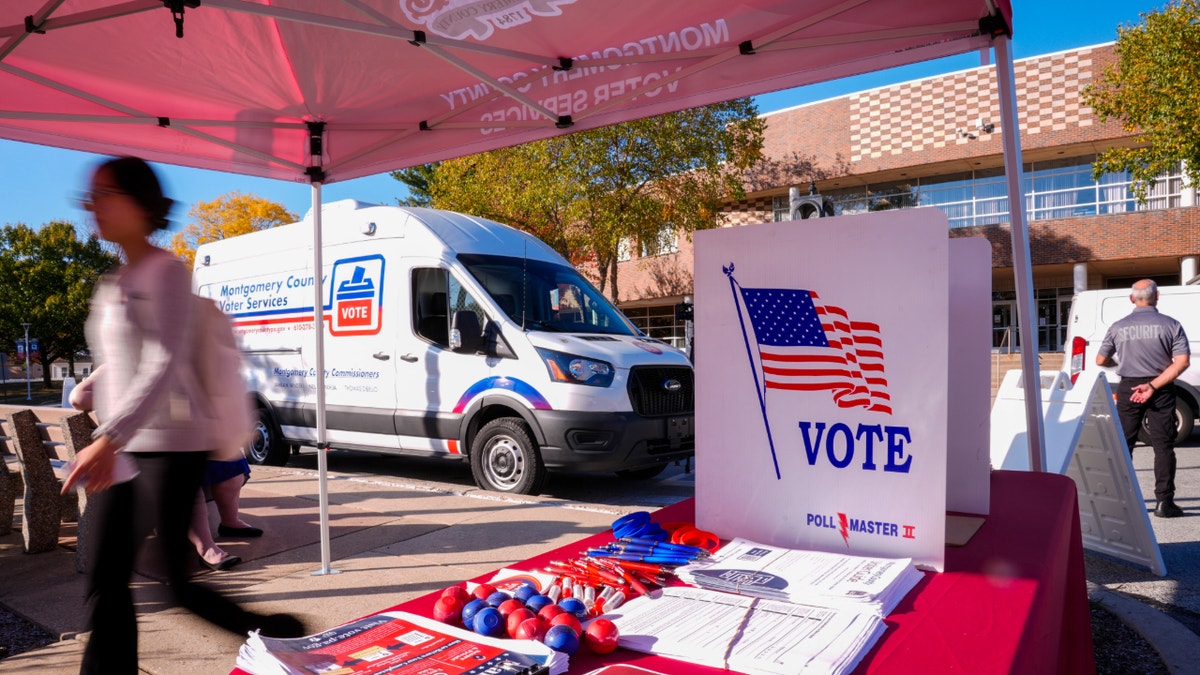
top-left (1083, 436), bottom-right (1200, 674)
top-left (2, 445), bottom-right (1200, 675)
top-left (0, 465), bottom-right (639, 674)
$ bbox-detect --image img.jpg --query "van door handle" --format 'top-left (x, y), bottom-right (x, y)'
top-left (373, 352), bottom-right (391, 361)
top-left (400, 354), bottom-right (418, 362)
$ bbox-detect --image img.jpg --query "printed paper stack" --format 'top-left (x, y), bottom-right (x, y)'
top-left (677, 537), bottom-right (924, 616)
top-left (603, 586), bottom-right (886, 675)
top-left (236, 610), bottom-right (566, 675)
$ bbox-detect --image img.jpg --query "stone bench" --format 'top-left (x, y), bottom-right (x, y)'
top-left (0, 406), bottom-right (94, 569)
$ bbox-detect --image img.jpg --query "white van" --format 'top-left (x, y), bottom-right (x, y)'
top-left (1063, 284), bottom-right (1200, 443)
top-left (192, 201), bottom-right (695, 494)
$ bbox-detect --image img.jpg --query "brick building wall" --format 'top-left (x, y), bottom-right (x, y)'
top-left (613, 43), bottom-right (1197, 309)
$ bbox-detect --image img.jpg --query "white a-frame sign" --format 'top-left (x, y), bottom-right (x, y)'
top-left (991, 369), bottom-right (1165, 576)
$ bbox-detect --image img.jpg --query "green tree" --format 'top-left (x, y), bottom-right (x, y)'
top-left (1083, 0), bottom-right (1200, 199)
top-left (0, 223), bottom-right (119, 385)
top-left (169, 192), bottom-right (296, 267)
top-left (422, 100), bottom-right (764, 300)
top-left (391, 163), bottom-right (439, 207)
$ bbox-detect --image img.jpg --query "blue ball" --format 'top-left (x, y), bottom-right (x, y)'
top-left (485, 590), bottom-right (513, 608)
top-left (525, 594), bottom-right (553, 614)
top-left (544, 624), bottom-right (580, 655)
top-left (513, 582), bottom-right (538, 603)
top-left (558, 597), bottom-right (588, 621)
top-left (472, 607), bottom-right (505, 637)
top-left (461, 598), bottom-right (488, 627)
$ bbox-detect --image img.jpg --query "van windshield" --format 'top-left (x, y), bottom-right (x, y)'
top-left (458, 253), bottom-right (638, 335)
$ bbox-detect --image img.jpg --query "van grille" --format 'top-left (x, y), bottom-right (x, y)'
top-left (627, 366), bottom-right (694, 417)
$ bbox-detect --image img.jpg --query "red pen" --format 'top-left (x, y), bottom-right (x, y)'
top-left (593, 559), bottom-right (650, 596)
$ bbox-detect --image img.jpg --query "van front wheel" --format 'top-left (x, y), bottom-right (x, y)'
top-left (470, 418), bottom-right (547, 495)
top-left (1137, 399), bottom-right (1196, 446)
top-left (246, 407), bottom-right (291, 466)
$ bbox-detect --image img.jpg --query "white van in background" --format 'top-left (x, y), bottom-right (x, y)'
top-left (1064, 284), bottom-right (1200, 443)
top-left (192, 201), bottom-right (694, 495)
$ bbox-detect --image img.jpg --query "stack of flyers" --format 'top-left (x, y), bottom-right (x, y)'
top-left (236, 610), bottom-right (567, 675)
top-left (677, 537), bottom-right (924, 617)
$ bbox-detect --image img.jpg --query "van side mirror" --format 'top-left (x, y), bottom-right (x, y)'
top-left (450, 310), bottom-right (483, 353)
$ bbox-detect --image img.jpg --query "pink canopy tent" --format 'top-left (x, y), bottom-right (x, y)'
top-left (1, 0), bottom-right (1043, 571)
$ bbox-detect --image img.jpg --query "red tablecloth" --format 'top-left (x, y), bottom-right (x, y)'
top-left (233, 470), bottom-right (1095, 674)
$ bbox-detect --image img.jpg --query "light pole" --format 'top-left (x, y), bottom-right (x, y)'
top-left (21, 322), bottom-right (31, 401)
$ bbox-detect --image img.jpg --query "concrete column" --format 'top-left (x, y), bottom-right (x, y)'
top-left (1182, 256), bottom-right (1198, 285)
top-left (1073, 263), bottom-right (1088, 294)
top-left (788, 186), bottom-right (801, 220)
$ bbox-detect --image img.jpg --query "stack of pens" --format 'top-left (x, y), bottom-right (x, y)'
top-left (542, 540), bottom-right (702, 618)
top-left (541, 559), bottom-right (631, 618)
top-left (587, 536), bottom-right (711, 567)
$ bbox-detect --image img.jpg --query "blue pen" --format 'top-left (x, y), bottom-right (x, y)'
top-left (606, 543), bottom-right (701, 560)
top-left (622, 537), bottom-right (710, 557)
top-left (587, 551), bottom-right (693, 565)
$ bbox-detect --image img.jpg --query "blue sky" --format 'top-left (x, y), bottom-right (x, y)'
top-left (0, 0), bottom-right (1167, 231)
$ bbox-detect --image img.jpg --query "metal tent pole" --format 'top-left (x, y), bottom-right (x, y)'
top-left (307, 122), bottom-right (338, 576)
top-left (995, 33), bottom-right (1047, 472)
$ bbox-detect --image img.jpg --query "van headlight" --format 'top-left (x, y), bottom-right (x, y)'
top-left (536, 348), bottom-right (614, 387)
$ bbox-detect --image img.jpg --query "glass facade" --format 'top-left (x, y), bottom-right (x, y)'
top-left (623, 304), bottom-right (688, 350)
top-left (824, 156), bottom-right (1183, 228)
top-left (991, 287), bottom-right (1075, 353)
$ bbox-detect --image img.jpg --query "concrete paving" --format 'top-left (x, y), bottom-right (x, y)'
top-left (0, 466), bottom-right (632, 674)
top-left (1083, 435), bottom-right (1200, 674)
top-left (1, 443), bottom-right (1198, 675)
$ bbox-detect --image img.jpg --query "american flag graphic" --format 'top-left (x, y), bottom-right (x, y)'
top-left (739, 287), bottom-right (892, 414)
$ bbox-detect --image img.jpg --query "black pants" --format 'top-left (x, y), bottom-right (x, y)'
top-left (1116, 377), bottom-right (1177, 502)
top-left (81, 451), bottom-right (263, 674)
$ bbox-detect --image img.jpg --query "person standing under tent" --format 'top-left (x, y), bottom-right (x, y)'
top-left (62, 156), bottom-right (305, 674)
top-left (1096, 278), bottom-right (1190, 518)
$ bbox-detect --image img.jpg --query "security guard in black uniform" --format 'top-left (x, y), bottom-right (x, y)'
top-left (1096, 279), bottom-right (1190, 518)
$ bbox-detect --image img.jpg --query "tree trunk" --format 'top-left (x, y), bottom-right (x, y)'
top-left (608, 259), bottom-right (620, 305)
top-left (41, 354), bottom-right (55, 387)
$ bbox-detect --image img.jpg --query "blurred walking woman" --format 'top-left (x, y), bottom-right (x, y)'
top-left (63, 157), bottom-right (303, 674)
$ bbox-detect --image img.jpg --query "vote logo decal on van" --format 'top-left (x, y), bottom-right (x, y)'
top-left (330, 255), bottom-right (385, 336)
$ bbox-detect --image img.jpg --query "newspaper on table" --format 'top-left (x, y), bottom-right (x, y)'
top-left (236, 609), bottom-right (566, 675)
top-left (600, 586), bottom-right (886, 675)
top-left (677, 537), bottom-right (925, 616)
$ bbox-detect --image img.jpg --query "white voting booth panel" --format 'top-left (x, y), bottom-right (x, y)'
top-left (946, 238), bottom-right (992, 516)
top-left (694, 209), bottom-right (996, 572)
top-left (990, 369), bottom-right (1165, 575)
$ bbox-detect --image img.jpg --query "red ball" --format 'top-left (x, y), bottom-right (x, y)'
top-left (441, 585), bottom-right (472, 605)
top-left (537, 604), bottom-right (566, 623)
top-left (514, 617), bottom-right (547, 642)
top-left (506, 608), bottom-right (536, 638)
top-left (472, 583), bottom-right (498, 601)
top-left (549, 612), bottom-right (582, 636)
top-left (498, 598), bottom-right (526, 618)
top-left (584, 618), bottom-right (620, 654)
top-left (433, 595), bottom-right (464, 624)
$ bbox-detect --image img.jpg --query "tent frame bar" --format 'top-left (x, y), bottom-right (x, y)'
top-left (994, 33), bottom-right (1047, 471)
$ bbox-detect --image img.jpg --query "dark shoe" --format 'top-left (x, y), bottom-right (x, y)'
top-left (258, 613), bottom-right (307, 638)
top-left (218, 523), bottom-right (264, 538)
top-left (1154, 500), bottom-right (1184, 518)
top-left (199, 553), bottom-right (242, 571)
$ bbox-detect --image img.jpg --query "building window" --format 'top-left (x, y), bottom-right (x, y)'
top-left (639, 225), bottom-right (678, 257)
top-left (617, 238), bottom-right (631, 263)
top-left (772, 195), bottom-right (789, 222)
top-left (822, 157), bottom-right (1182, 228)
top-left (623, 304), bottom-right (687, 349)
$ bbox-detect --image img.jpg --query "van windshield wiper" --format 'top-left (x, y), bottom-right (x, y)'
top-left (523, 320), bottom-right (563, 332)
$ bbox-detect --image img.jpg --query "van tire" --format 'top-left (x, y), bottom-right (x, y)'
top-left (247, 407), bottom-right (291, 466)
top-left (470, 418), bottom-right (547, 495)
top-left (616, 464), bottom-right (668, 480)
top-left (1137, 399), bottom-right (1195, 446)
